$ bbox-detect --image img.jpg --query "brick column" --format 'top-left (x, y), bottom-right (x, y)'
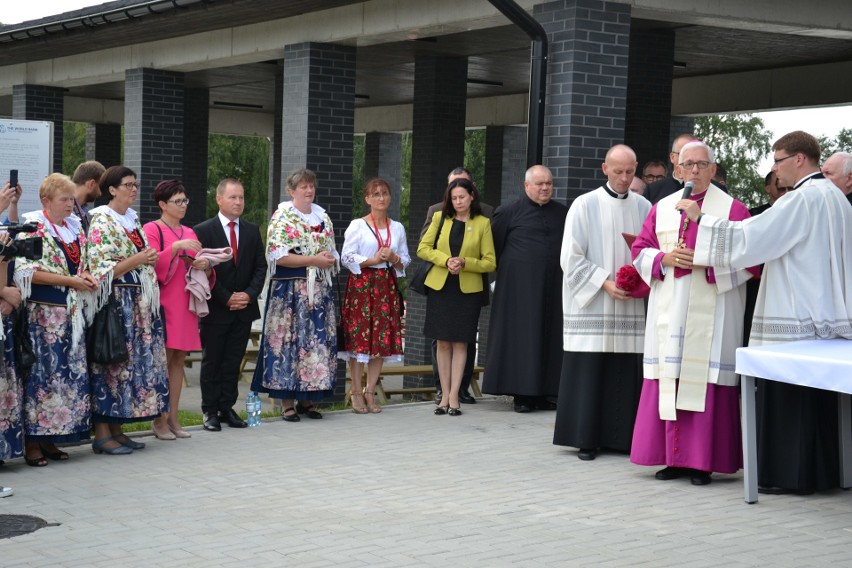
top-left (625, 28), bottom-right (675, 167)
top-left (364, 131), bottom-right (403, 220)
top-left (485, 125), bottom-right (528, 207)
top-left (124, 68), bottom-right (185, 222)
top-left (534, 0), bottom-right (631, 204)
top-left (405, 55), bottom-right (468, 377)
top-left (670, 116), bottom-right (696, 144)
top-left (85, 123), bottom-right (122, 168)
top-left (269, 67), bottom-right (284, 211)
top-left (280, 42), bottom-right (355, 254)
top-left (12, 84), bottom-right (64, 173)
top-left (182, 88), bottom-right (209, 228)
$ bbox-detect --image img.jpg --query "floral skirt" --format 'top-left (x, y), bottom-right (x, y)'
top-left (24, 303), bottom-right (91, 442)
top-left (0, 317), bottom-right (23, 460)
top-left (338, 268), bottom-right (403, 364)
top-left (89, 285), bottom-right (169, 423)
top-left (251, 278), bottom-right (337, 400)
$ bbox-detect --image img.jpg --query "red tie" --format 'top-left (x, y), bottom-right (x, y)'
top-left (228, 221), bottom-right (238, 265)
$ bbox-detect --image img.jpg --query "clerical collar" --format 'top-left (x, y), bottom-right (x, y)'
top-left (793, 171), bottom-right (824, 190)
top-left (603, 184), bottom-right (629, 199)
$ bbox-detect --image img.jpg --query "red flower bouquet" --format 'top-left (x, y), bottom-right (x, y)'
top-left (615, 265), bottom-right (650, 298)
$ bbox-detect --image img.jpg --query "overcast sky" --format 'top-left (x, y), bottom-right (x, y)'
top-left (3, 0), bottom-right (849, 170)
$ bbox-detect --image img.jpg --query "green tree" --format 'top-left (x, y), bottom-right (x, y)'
top-left (694, 113), bottom-right (772, 208)
top-left (206, 133), bottom-right (270, 233)
top-left (63, 122), bottom-right (87, 175)
top-left (818, 128), bottom-right (852, 160)
top-left (464, 128), bottom-right (486, 199)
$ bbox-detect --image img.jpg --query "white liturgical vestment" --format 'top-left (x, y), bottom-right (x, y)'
top-left (694, 174), bottom-right (852, 345)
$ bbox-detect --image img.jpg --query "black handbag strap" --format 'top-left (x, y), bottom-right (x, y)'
top-left (432, 213), bottom-right (446, 251)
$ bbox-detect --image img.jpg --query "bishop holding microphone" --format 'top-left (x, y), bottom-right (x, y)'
top-left (628, 140), bottom-right (760, 487)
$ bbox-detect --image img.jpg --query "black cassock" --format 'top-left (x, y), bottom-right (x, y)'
top-left (483, 195), bottom-right (567, 398)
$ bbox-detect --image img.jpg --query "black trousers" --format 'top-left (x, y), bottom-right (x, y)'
top-left (431, 339), bottom-right (474, 393)
top-left (199, 319), bottom-right (252, 414)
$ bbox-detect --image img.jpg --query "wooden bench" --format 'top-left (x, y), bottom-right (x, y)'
top-left (344, 364), bottom-right (484, 406)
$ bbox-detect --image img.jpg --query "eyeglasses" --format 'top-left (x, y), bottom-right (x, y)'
top-left (643, 174), bottom-right (666, 182)
top-left (679, 160), bottom-right (712, 170)
top-left (773, 154), bottom-right (798, 165)
top-left (118, 182), bottom-right (139, 189)
top-left (168, 198), bottom-right (190, 206)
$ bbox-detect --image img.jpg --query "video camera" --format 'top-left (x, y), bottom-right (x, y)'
top-left (0, 222), bottom-right (42, 261)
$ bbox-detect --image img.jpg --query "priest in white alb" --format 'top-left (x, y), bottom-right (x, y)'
top-left (629, 140), bottom-right (760, 486)
top-left (682, 131), bottom-right (852, 495)
top-left (553, 144), bottom-right (651, 461)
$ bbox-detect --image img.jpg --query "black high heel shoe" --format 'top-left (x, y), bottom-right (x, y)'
top-left (434, 405), bottom-right (448, 415)
top-left (448, 407), bottom-right (462, 416)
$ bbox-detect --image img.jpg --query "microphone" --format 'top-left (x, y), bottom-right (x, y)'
top-left (677, 181), bottom-right (695, 212)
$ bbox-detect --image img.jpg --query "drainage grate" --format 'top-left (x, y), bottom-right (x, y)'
top-left (0, 514), bottom-right (53, 539)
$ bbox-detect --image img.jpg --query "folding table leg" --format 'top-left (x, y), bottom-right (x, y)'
top-left (741, 375), bottom-right (758, 504)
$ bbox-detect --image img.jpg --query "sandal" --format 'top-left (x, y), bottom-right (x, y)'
top-left (282, 407), bottom-right (301, 422)
top-left (364, 391), bottom-right (382, 414)
top-left (350, 392), bottom-right (368, 414)
top-left (25, 453), bottom-right (48, 467)
top-left (297, 402), bottom-right (323, 420)
top-left (39, 443), bottom-right (69, 461)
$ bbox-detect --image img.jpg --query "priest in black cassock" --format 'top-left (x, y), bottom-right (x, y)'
top-left (483, 165), bottom-right (568, 413)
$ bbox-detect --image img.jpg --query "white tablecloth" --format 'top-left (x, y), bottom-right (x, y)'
top-left (735, 338), bottom-right (852, 503)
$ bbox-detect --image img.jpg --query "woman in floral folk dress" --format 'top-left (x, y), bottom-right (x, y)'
top-left (85, 166), bottom-right (168, 455)
top-left (14, 174), bottom-right (99, 466)
top-left (338, 178), bottom-right (409, 413)
top-left (0, 256), bottom-right (23, 473)
top-left (251, 168), bottom-right (339, 422)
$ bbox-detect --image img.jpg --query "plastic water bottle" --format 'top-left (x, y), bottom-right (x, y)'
top-left (246, 392), bottom-right (261, 427)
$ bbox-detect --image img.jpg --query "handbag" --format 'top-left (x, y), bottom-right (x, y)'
top-left (13, 307), bottom-right (35, 372)
top-left (87, 292), bottom-right (130, 365)
top-left (409, 214), bottom-right (445, 296)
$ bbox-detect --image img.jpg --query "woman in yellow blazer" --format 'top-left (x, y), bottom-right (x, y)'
top-left (417, 178), bottom-right (496, 416)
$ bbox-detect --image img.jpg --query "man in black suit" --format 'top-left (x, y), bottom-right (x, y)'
top-left (645, 132), bottom-right (694, 204)
top-left (194, 178), bottom-right (267, 431)
top-left (418, 167), bottom-right (493, 404)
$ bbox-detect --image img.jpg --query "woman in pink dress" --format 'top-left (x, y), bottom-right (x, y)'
top-left (143, 179), bottom-right (211, 440)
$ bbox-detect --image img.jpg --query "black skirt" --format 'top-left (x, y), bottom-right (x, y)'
top-left (424, 274), bottom-right (481, 343)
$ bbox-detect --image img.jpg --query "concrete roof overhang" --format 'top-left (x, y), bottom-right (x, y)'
top-left (1, 0), bottom-right (851, 135)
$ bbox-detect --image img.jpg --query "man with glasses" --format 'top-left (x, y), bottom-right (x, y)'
top-left (630, 140), bottom-right (758, 486)
top-left (642, 161), bottom-right (667, 185)
top-left (684, 130), bottom-right (852, 495)
top-left (645, 134), bottom-right (695, 204)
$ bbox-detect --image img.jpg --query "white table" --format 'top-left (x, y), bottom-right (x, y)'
top-left (736, 338), bottom-right (852, 503)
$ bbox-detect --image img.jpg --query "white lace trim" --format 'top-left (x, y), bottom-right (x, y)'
top-left (89, 205), bottom-right (139, 232)
top-left (337, 352), bottom-right (404, 364)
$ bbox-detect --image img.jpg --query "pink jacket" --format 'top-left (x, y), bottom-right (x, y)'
top-left (186, 247), bottom-right (233, 317)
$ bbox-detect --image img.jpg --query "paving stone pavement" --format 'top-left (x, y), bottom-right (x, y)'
top-left (2, 385), bottom-right (852, 566)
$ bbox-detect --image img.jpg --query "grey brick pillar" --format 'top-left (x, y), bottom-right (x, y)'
top-left (124, 68), bottom-right (185, 222)
top-left (405, 55), bottom-right (468, 377)
top-left (670, 116), bottom-right (696, 144)
top-left (534, 0), bottom-right (631, 205)
top-left (269, 67), bottom-right (284, 212)
top-left (12, 84), bottom-right (64, 173)
top-left (485, 125), bottom-right (528, 207)
top-left (478, 124), bottom-right (527, 370)
top-left (85, 123), bottom-right (122, 168)
top-left (182, 88), bottom-right (209, 228)
top-left (280, 42), bottom-right (356, 401)
top-left (626, 28), bottom-right (675, 167)
top-left (280, 42), bottom-right (355, 252)
top-left (364, 131), bottom-right (403, 221)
